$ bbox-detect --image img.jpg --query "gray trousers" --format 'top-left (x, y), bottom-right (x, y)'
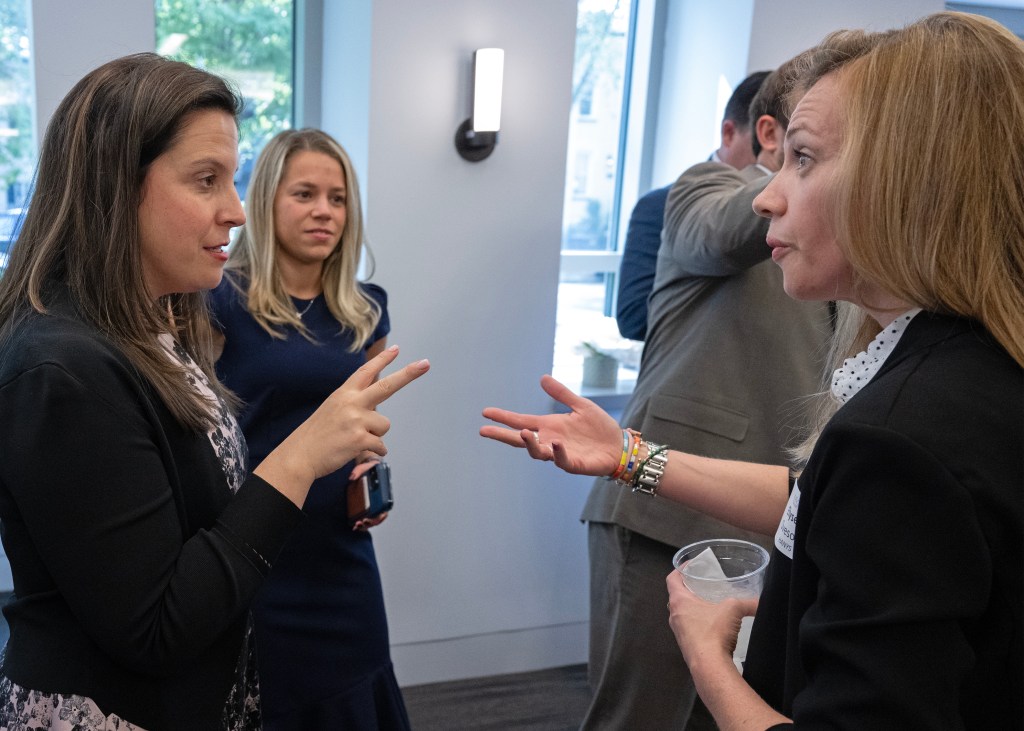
top-left (581, 522), bottom-right (717, 730)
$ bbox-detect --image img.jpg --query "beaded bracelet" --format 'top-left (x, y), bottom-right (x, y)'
top-left (610, 429), bottom-right (631, 480)
top-left (624, 433), bottom-right (641, 475)
top-left (610, 429), bottom-right (641, 482)
top-left (612, 433), bottom-right (643, 487)
top-left (617, 442), bottom-right (642, 487)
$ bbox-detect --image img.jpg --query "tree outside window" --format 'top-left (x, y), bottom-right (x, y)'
top-left (562, 0), bottom-right (627, 256)
top-left (0, 0), bottom-right (33, 271)
top-left (155, 0), bottom-right (294, 201)
top-left (554, 0), bottom-right (638, 392)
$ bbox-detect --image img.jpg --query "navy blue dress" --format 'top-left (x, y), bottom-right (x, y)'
top-left (209, 277), bottom-right (410, 730)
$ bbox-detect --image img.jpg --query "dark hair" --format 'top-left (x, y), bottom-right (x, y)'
top-left (748, 61), bottom-right (799, 156)
top-left (723, 70), bottom-right (770, 129)
top-left (0, 52), bottom-right (242, 430)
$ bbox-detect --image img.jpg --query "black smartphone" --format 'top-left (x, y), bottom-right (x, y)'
top-left (347, 462), bottom-right (393, 526)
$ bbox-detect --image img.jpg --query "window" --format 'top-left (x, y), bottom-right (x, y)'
top-left (155, 0), bottom-right (295, 201)
top-left (0, 0), bottom-right (34, 273)
top-left (578, 84), bottom-right (594, 117)
top-left (553, 0), bottom-right (653, 393)
top-left (946, 2), bottom-right (1024, 39)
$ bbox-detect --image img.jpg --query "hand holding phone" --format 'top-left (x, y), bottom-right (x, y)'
top-left (347, 461), bottom-right (394, 529)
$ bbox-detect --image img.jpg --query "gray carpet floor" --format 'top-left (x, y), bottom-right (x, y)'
top-left (402, 664), bottom-right (591, 730)
top-left (0, 593), bottom-right (590, 729)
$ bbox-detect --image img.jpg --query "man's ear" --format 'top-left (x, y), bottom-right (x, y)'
top-left (755, 114), bottom-right (782, 155)
top-left (721, 118), bottom-right (738, 147)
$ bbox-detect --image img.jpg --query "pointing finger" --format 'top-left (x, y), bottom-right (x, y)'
top-left (362, 358), bottom-right (431, 408)
top-left (344, 345), bottom-right (402, 392)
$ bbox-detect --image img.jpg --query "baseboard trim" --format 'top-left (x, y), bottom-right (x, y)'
top-left (393, 620), bottom-right (588, 687)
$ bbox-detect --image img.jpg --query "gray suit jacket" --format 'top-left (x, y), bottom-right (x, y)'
top-left (582, 162), bottom-right (833, 550)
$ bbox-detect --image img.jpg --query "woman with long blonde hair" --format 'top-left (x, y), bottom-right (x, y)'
top-left (481, 12), bottom-right (1022, 729)
top-left (209, 128), bottom-right (409, 730)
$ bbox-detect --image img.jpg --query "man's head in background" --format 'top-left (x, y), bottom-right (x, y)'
top-left (716, 70), bottom-right (771, 169)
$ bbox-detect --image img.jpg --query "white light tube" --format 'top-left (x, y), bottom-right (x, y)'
top-left (472, 48), bottom-right (504, 133)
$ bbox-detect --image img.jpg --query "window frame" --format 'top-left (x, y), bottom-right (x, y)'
top-left (551, 0), bottom-right (660, 398)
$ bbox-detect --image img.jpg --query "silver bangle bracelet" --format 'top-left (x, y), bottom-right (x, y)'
top-left (632, 442), bottom-right (668, 496)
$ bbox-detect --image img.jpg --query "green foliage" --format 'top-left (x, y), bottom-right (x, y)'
top-left (0, 0), bottom-right (34, 192)
top-left (155, 0), bottom-right (294, 171)
top-left (572, 0), bottom-right (624, 106)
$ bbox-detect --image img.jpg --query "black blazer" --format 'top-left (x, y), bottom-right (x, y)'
top-left (746, 313), bottom-right (1023, 729)
top-left (0, 293), bottom-right (302, 729)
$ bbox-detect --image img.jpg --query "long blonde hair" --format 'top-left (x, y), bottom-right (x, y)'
top-left (0, 53), bottom-right (241, 432)
top-left (226, 128), bottom-right (381, 350)
top-left (792, 12), bottom-right (1024, 464)
top-left (836, 12), bottom-right (1024, 367)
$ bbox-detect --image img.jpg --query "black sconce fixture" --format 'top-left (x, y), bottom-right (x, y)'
top-left (455, 48), bottom-right (504, 162)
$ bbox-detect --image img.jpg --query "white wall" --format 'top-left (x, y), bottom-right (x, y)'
top-left (747, 0), bottom-right (945, 69)
top-left (649, 0), bottom-right (755, 188)
top-left (646, 0), bottom-right (946, 192)
top-left (321, 0), bottom-right (372, 189)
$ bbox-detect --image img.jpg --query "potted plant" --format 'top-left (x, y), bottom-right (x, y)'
top-left (579, 341), bottom-right (619, 388)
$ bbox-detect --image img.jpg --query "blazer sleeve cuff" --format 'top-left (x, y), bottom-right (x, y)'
top-left (214, 474), bottom-right (304, 573)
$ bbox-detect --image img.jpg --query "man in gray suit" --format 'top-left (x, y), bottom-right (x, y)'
top-left (614, 71), bottom-right (769, 342)
top-left (579, 62), bottom-right (834, 730)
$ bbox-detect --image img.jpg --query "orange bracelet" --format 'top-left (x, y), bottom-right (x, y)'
top-left (619, 437), bottom-right (644, 485)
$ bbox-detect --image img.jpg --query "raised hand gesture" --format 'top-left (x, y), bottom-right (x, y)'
top-left (256, 345), bottom-right (429, 506)
top-left (480, 375), bottom-right (622, 478)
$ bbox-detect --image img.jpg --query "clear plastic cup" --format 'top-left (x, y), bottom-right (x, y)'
top-left (672, 538), bottom-right (770, 603)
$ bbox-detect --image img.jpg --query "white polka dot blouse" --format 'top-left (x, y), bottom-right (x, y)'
top-left (831, 309), bottom-right (922, 405)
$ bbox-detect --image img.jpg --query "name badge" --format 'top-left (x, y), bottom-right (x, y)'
top-left (774, 481), bottom-right (801, 559)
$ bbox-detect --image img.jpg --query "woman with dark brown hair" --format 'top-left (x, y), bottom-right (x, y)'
top-left (0, 53), bottom-right (427, 730)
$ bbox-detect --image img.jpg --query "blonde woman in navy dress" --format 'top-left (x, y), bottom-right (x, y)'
top-left (209, 129), bottom-right (408, 729)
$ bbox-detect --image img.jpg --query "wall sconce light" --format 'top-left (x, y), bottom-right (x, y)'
top-left (455, 48), bottom-right (504, 162)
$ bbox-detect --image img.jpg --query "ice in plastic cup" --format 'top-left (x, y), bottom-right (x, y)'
top-left (672, 538), bottom-right (769, 603)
